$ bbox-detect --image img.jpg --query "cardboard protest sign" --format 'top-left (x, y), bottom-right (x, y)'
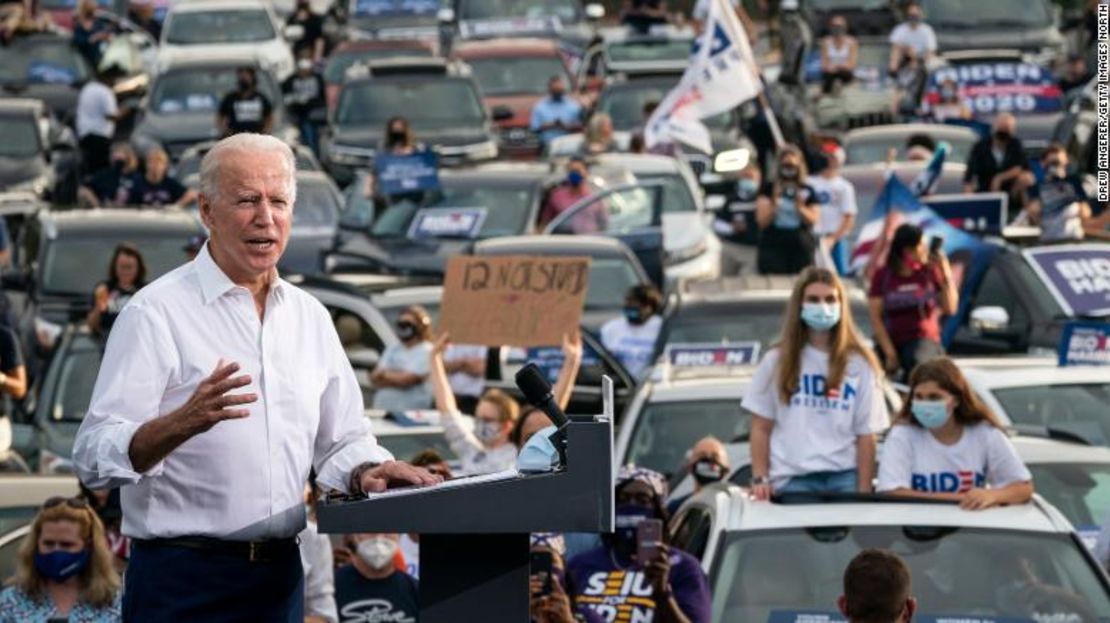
top-left (439, 255), bottom-right (590, 347)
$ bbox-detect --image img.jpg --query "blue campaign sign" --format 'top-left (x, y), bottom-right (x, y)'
top-left (407, 208), bottom-right (487, 240)
top-left (1024, 245), bottom-right (1110, 318)
top-left (922, 193), bottom-right (1008, 235)
top-left (665, 342), bottom-right (760, 367)
top-left (924, 62), bottom-right (1063, 116)
top-left (353, 0), bottom-right (438, 17)
top-left (766, 611), bottom-right (847, 623)
top-left (374, 150), bottom-right (440, 196)
top-left (458, 16), bottom-right (561, 39)
top-left (522, 346), bottom-right (601, 384)
top-left (26, 62), bottom-right (76, 85)
top-left (1058, 321), bottom-right (1110, 367)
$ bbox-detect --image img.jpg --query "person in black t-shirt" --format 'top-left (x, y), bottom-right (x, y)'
top-left (217, 67), bottom-right (274, 137)
top-left (335, 533), bottom-right (418, 623)
top-left (78, 141), bottom-right (139, 207)
top-left (87, 243), bottom-right (147, 337)
top-left (125, 147), bottom-right (195, 208)
top-left (0, 325), bottom-right (26, 407)
top-left (286, 0), bottom-right (325, 62)
top-left (963, 113), bottom-right (1034, 206)
top-left (282, 53), bottom-right (325, 155)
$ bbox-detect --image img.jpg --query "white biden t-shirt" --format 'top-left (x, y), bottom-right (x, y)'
top-left (742, 345), bottom-right (888, 487)
top-left (878, 422), bottom-right (1031, 493)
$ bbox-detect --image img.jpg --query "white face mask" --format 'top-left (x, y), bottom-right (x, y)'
top-left (356, 537), bottom-right (398, 570)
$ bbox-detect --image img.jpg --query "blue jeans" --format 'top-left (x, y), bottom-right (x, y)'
top-left (830, 239), bottom-right (850, 276)
top-left (779, 469), bottom-right (858, 493)
top-left (299, 119), bottom-right (319, 156)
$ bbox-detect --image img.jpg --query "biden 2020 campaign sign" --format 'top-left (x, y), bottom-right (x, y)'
top-left (374, 150), bottom-right (440, 197)
top-left (924, 61), bottom-right (1063, 116)
top-left (1058, 322), bottom-right (1110, 367)
top-left (407, 208), bottom-right (487, 240)
top-left (665, 342), bottom-right (760, 367)
top-left (1024, 244), bottom-right (1110, 318)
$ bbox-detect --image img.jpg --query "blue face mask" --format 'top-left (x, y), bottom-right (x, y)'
top-left (612, 504), bottom-right (652, 554)
top-left (623, 306), bottom-right (644, 324)
top-left (736, 178), bottom-right (758, 198)
top-left (475, 420), bottom-right (502, 444)
top-left (516, 425), bottom-right (559, 473)
top-left (912, 399), bottom-right (950, 429)
top-left (567, 170), bottom-right (584, 186)
top-left (800, 303), bottom-right (840, 331)
top-left (34, 549), bottom-right (90, 582)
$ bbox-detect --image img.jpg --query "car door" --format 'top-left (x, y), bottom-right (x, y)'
top-left (542, 181), bottom-right (666, 288)
top-left (948, 258), bottom-right (1032, 355)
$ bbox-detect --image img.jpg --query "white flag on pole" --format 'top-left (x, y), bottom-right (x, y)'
top-left (644, 0), bottom-right (762, 154)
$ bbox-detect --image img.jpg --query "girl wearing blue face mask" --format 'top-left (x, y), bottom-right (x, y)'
top-left (878, 357), bottom-right (1033, 510)
top-left (600, 285), bottom-right (664, 381)
top-left (0, 497), bottom-right (121, 621)
top-left (744, 267), bottom-right (888, 501)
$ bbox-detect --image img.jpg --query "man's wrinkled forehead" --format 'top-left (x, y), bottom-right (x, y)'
top-left (216, 151), bottom-right (294, 200)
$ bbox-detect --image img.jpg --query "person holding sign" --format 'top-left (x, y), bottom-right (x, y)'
top-left (600, 285), bottom-right (664, 381)
top-left (430, 331), bottom-right (582, 476)
top-left (877, 357), bottom-right (1033, 510)
top-left (743, 268), bottom-right (887, 500)
top-left (370, 306), bottom-right (434, 411)
top-left (1026, 144), bottom-right (1095, 243)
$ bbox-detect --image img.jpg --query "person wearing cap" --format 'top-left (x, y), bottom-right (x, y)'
top-left (807, 141), bottom-right (857, 275)
top-left (282, 51), bottom-right (325, 156)
top-left (567, 466), bottom-right (711, 623)
top-left (217, 66), bottom-right (274, 138)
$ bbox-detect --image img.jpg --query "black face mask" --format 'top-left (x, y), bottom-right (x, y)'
top-left (779, 165), bottom-right (799, 180)
top-left (550, 91), bottom-right (565, 102)
top-left (691, 459), bottom-right (726, 486)
top-left (993, 130), bottom-right (1011, 143)
top-left (396, 322), bottom-right (418, 341)
top-left (238, 78), bottom-right (253, 91)
top-left (388, 130), bottom-right (406, 146)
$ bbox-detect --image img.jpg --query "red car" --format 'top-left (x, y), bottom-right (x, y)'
top-left (453, 38), bottom-right (576, 159)
top-left (323, 39), bottom-right (436, 110)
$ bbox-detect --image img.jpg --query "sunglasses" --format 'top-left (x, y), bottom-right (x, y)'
top-left (43, 496), bottom-right (90, 511)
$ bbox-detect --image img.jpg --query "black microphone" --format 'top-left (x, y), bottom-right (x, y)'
top-left (515, 363), bottom-right (569, 467)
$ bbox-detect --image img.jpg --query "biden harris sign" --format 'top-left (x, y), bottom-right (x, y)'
top-left (1024, 245), bottom-right (1110, 318)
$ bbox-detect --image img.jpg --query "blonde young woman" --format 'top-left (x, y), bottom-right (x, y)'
top-left (743, 267), bottom-right (888, 500)
top-left (0, 497), bottom-right (121, 622)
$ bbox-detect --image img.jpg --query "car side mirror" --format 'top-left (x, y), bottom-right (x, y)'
top-left (491, 105), bottom-right (514, 121)
top-left (970, 306), bottom-right (1010, 333)
top-left (585, 3), bottom-right (605, 20)
top-left (283, 23), bottom-right (305, 41)
top-left (348, 348), bottom-right (381, 370)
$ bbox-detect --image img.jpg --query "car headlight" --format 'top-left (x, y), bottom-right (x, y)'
top-left (39, 448), bottom-right (75, 475)
top-left (327, 144), bottom-right (375, 166)
top-left (665, 238), bottom-right (709, 266)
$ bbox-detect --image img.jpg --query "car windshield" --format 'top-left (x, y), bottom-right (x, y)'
top-left (845, 133), bottom-right (976, 165)
top-left (1028, 462), bottom-right (1110, 535)
top-left (165, 9), bottom-right (276, 45)
top-left (662, 300), bottom-right (872, 353)
top-left (0, 116), bottom-right (42, 158)
top-left (48, 341), bottom-right (100, 423)
top-left (921, 0), bottom-right (1052, 28)
top-left (42, 233), bottom-right (197, 296)
top-left (626, 399), bottom-right (752, 478)
top-left (585, 258), bottom-right (644, 309)
top-left (337, 80), bottom-right (485, 127)
top-left (371, 184), bottom-right (533, 239)
top-left (151, 67), bottom-right (279, 114)
top-left (467, 56), bottom-right (568, 96)
top-left (376, 432), bottom-right (458, 465)
top-left (294, 181), bottom-right (339, 230)
top-left (460, 0), bottom-right (578, 22)
top-left (0, 40), bottom-right (90, 85)
top-left (809, 0), bottom-right (888, 9)
top-left (993, 383), bottom-right (1110, 445)
top-left (635, 173), bottom-right (697, 213)
top-left (712, 526), bottom-right (1110, 622)
top-left (606, 40), bottom-right (692, 66)
top-left (324, 47), bottom-right (433, 84)
top-left (600, 85), bottom-right (730, 132)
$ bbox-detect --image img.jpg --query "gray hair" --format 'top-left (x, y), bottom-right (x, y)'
top-left (198, 133), bottom-right (297, 204)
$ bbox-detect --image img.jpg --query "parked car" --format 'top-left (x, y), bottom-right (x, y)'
top-left (323, 39), bottom-right (436, 111)
top-left (0, 99), bottom-right (79, 203)
top-left (919, 0), bottom-right (1064, 65)
top-left (281, 171), bottom-right (343, 275)
top-left (158, 0), bottom-right (296, 80)
top-left (339, 0), bottom-right (443, 42)
top-left (843, 122), bottom-right (980, 166)
top-left (449, 0), bottom-right (601, 53)
top-left (0, 34), bottom-right (92, 122)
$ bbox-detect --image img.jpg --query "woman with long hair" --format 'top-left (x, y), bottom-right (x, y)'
top-left (0, 497), bottom-right (121, 621)
top-left (868, 223), bottom-right (958, 380)
top-left (755, 144), bottom-right (821, 275)
top-left (878, 358), bottom-right (1033, 510)
top-left (87, 243), bottom-right (147, 337)
top-left (743, 267), bottom-right (888, 500)
top-left (382, 116), bottom-right (416, 156)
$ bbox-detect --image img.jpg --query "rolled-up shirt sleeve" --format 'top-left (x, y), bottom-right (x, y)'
top-left (73, 304), bottom-right (175, 489)
top-left (314, 322), bottom-right (393, 494)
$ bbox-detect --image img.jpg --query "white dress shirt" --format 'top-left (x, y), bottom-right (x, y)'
top-left (73, 245), bottom-right (392, 541)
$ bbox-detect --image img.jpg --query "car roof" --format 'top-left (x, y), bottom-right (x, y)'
top-left (0, 475), bottom-right (80, 509)
top-left (844, 123), bottom-right (980, 143)
top-left (644, 373), bottom-right (753, 402)
top-left (712, 486), bottom-right (1071, 533)
top-left (679, 276), bottom-right (867, 304)
top-left (440, 161), bottom-right (552, 183)
top-left (169, 0), bottom-right (270, 13)
top-left (370, 285), bottom-right (444, 309)
top-left (334, 39), bottom-right (434, 53)
top-left (592, 153), bottom-right (682, 175)
top-left (159, 51), bottom-right (269, 71)
top-left (960, 361), bottom-right (1110, 389)
top-left (0, 99), bottom-right (43, 115)
top-left (40, 208), bottom-right (201, 235)
top-left (475, 234), bottom-right (631, 257)
top-left (453, 37), bottom-right (561, 57)
top-left (596, 25), bottom-right (693, 43)
top-left (1010, 435), bottom-right (1110, 465)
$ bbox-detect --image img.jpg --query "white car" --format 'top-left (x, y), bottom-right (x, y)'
top-left (957, 357), bottom-right (1110, 446)
top-left (159, 0), bottom-right (295, 80)
top-left (671, 485), bottom-right (1110, 621)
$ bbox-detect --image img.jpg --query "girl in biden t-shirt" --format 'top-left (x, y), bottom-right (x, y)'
top-left (743, 267), bottom-right (888, 501)
top-left (878, 357), bottom-right (1033, 509)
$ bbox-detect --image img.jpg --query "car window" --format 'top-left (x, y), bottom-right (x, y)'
top-left (921, 0), bottom-right (1052, 28)
top-left (1027, 463), bottom-right (1110, 532)
top-left (993, 383), bottom-right (1110, 446)
top-left (599, 85), bottom-right (731, 132)
top-left (625, 400), bottom-right (752, 479)
top-left (467, 56), bottom-right (569, 97)
top-left (324, 47), bottom-right (434, 84)
top-left (0, 40), bottom-right (91, 85)
top-left (337, 80), bottom-right (485, 127)
top-left (0, 116), bottom-right (42, 159)
top-left (459, 0), bottom-right (578, 22)
top-left (550, 186), bottom-right (656, 236)
top-left (374, 432), bottom-right (459, 465)
top-left (152, 68), bottom-right (280, 114)
top-left (372, 186), bottom-right (534, 239)
top-left (584, 258), bottom-right (643, 310)
top-left (49, 345), bottom-right (101, 423)
top-left (969, 266), bottom-right (1029, 329)
top-left (637, 174), bottom-right (697, 213)
top-left (42, 233), bottom-right (198, 296)
top-left (671, 506), bottom-right (712, 560)
top-left (713, 527), bottom-right (1110, 622)
top-left (165, 9), bottom-right (277, 45)
top-left (607, 40), bottom-right (692, 66)
top-left (845, 134), bottom-right (976, 165)
top-left (294, 182), bottom-right (340, 230)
